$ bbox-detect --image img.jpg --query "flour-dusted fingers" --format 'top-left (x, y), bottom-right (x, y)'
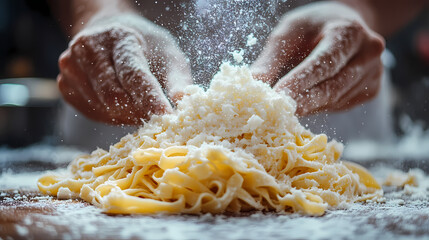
top-left (292, 55), bottom-right (383, 116)
top-left (57, 13), bottom-right (193, 125)
top-left (329, 60), bottom-right (383, 112)
top-left (275, 21), bottom-right (365, 98)
top-left (112, 28), bottom-right (173, 123)
top-left (57, 74), bottom-right (109, 123)
top-left (250, 19), bottom-right (315, 86)
top-left (58, 50), bottom-right (111, 122)
top-left (252, 2), bottom-right (385, 115)
top-left (58, 49), bottom-right (101, 105)
top-left (70, 28), bottom-right (137, 117)
top-left (290, 27), bottom-right (384, 116)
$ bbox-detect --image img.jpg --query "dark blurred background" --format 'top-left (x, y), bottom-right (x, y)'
top-left (0, 0), bottom-right (67, 79)
top-left (388, 11), bottom-right (429, 133)
top-left (0, 0), bottom-right (428, 148)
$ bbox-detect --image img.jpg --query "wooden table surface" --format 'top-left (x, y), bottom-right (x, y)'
top-left (1, 145), bottom-right (428, 240)
top-left (1, 187), bottom-right (428, 240)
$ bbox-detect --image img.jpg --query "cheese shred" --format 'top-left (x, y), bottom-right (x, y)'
top-left (38, 64), bottom-right (382, 215)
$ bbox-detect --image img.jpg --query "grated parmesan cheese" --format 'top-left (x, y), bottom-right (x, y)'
top-left (38, 64), bottom-right (382, 215)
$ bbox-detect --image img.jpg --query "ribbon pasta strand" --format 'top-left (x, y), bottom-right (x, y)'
top-left (38, 64), bottom-right (382, 216)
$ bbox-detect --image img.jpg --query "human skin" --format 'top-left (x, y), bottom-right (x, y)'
top-left (51, 0), bottom-right (427, 124)
top-left (51, 0), bottom-right (192, 125)
top-left (251, 0), bottom-right (427, 116)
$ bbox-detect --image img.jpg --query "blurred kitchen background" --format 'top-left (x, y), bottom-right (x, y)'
top-left (0, 0), bottom-right (428, 153)
top-left (0, 0), bottom-right (136, 151)
top-left (0, 0), bottom-right (65, 148)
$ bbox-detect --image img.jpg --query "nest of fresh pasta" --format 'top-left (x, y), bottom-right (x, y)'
top-left (38, 64), bottom-right (382, 215)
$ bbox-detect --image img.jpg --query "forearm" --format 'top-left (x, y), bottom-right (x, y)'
top-left (48, 0), bottom-right (135, 36)
top-left (336, 0), bottom-right (428, 37)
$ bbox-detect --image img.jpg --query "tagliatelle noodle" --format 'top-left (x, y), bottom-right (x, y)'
top-left (38, 64), bottom-right (382, 216)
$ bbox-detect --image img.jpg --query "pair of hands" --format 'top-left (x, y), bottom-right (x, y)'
top-left (59, 2), bottom-right (385, 125)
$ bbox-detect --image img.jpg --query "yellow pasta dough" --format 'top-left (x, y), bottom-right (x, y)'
top-left (38, 64), bottom-right (382, 215)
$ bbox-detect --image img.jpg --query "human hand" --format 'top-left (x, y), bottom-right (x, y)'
top-left (251, 1), bottom-right (385, 116)
top-left (58, 14), bottom-right (192, 125)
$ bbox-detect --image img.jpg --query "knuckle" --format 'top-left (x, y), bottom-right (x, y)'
top-left (71, 34), bottom-right (92, 50)
top-left (70, 36), bottom-right (90, 56)
top-left (107, 25), bottom-right (137, 41)
top-left (58, 50), bottom-right (71, 69)
top-left (107, 25), bottom-right (125, 35)
top-left (118, 66), bottom-right (144, 83)
top-left (347, 20), bottom-right (364, 32)
top-left (370, 34), bottom-right (386, 54)
top-left (71, 35), bottom-right (87, 45)
top-left (57, 75), bottom-right (67, 92)
top-left (332, 20), bottom-right (363, 39)
top-left (115, 33), bottom-right (147, 54)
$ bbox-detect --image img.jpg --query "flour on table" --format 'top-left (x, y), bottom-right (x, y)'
top-left (38, 64), bottom-right (381, 216)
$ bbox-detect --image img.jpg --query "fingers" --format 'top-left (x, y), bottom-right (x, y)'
top-left (270, 20), bottom-right (385, 116)
top-left (59, 49), bottom-right (100, 105)
top-left (58, 50), bottom-right (112, 122)
top-left (67, 33), bottom-right (141, 124)
top-left (291, 50), bottom-right (383, 116)
top-left (62, 26), bottom-right (182, 125)
top-left (112, 29), bottom-right (173, 121)
top-left (70, 31), bottom-right (131, 112)
top-left (329, 60), bottom-right (383, 112)
top-left (58, 74), bottom-right (108, 123)
top-left (58, 17), bottom-right (193, 125)
top-left (275, 21), bottom-right (364, 98)
top-left (250, 23), bottom-right (315, 86)
top-left (251, 1), bottom-right (386, 116)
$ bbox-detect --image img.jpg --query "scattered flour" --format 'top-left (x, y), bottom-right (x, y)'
top-left (246, 33), bottom-right (257, 46)
top-left (37, 64), bottom-right (381, 216)
top-left (0, 170), bottom-right (45, 190)
top-left (1, 144), bottom-right (428, 240)
top-left (231, 49), bottom-right (245, 63)
top-left (15, 225), bottom-right (29, 237)
top-left (344, 116), bottom-right (429, 160)
top-left (384, 169), bottom-right (421, 187)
